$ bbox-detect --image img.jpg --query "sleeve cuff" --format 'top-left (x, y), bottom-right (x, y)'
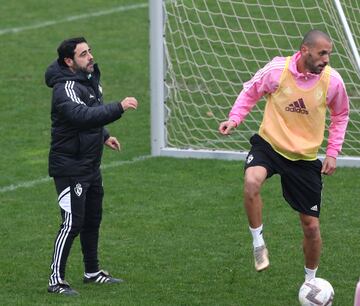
top-left (229, 118), bottom-right (240, 127)
top-left (118, 102), bottom-right (124, 113)
top-left (326, 148), bottom-right (338, 159)
top-left (103, 128), bottom-right (110, 143)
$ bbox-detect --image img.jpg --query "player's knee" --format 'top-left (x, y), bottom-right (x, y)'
top-left (303, 222), bottom-right (320, 240)
top-left (244, 177), bottom-right (262, 198)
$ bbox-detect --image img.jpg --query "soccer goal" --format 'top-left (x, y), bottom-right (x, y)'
top-left (149, 0), bottom-right (360, 167)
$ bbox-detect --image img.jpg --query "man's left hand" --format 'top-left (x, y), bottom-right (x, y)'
top-left (321, 156), bottom-right (336, 175)
top-left (105, 136), bottom-right (121, 151)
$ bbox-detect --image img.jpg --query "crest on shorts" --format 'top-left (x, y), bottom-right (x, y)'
top-left (74, 183), bottom-right (82, 197)
top-left (246, 154), bottom-right (254, 164)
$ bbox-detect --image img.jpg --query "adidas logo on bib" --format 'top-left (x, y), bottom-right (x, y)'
top-left (285, 98), bottom-right (308, 115)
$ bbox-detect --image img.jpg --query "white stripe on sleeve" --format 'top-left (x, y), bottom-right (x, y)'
top-left (64, 81), bottom-right (86, 105)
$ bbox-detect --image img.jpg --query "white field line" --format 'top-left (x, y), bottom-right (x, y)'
top-left (0, 155), bottom-right (151, 193)
top-left (0, 2), bottom-right (148, 36)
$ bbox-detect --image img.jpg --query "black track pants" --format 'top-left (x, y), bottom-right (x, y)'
top-left (49, 169), bottom-right (103, 285)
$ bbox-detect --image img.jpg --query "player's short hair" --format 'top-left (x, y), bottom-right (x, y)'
top-left (300, 29), bottom-right (331, 49)
top-left (57, 37), bottom-right (88, 67)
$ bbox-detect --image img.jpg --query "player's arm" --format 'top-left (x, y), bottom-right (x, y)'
top-left (218, 87), bottom-right (262, 135)
top-left (219, 57), bottom-right (284, 135)
top-left (321, 156), bottom-right (336, 176)
top-left (219, 120), bottom-right (237, 135)
top-left (322, 73), bottom-right (350, 175)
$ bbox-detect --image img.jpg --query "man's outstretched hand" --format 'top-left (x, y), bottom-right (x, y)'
top-left (120, 97), bottom-right (138, 111)
top-left (219, 120), bottom-right (237, 135)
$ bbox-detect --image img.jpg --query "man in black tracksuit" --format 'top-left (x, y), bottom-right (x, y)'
top-left (45, 37), bottom-right (138, 296)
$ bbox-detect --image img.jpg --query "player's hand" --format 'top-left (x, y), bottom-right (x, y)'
top-left (321, 156), bottom-right (336, 175)
top-left (120, 97), bottom-right (138, 111)
top-left (105, 136), bottom-right (121, 151)
top-left (218, 120), bottom-right (237, 135)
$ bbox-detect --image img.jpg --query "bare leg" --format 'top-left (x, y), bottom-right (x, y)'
top-left (299, 213), bottom-right (322, 269)
top-left (244, 166), bottom-right (268, 228)
top-left (244, 166), bottom-right (269, 271)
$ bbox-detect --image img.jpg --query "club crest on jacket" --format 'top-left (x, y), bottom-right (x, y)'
top-left (74, 183), bottom-right (83, 197)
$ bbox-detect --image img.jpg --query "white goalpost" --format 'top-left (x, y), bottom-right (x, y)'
top-left (150, 0), bottom-right (360, 167)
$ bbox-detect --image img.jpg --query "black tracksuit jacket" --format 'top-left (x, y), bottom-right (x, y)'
top-left (45, 61), bottom-right (124, 177)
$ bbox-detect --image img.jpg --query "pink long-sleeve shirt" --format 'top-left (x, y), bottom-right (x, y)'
top-left (229, 51), bottom-right (350, 158)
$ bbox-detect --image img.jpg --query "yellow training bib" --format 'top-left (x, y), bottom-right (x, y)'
top-left (259, 57), bottom-right (331, 160)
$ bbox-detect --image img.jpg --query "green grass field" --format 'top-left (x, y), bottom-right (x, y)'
top-left (0, 1), bottom-right (360, 305)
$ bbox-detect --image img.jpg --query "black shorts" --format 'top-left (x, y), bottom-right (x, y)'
top-left (244, 134), bottom-right (323, 217)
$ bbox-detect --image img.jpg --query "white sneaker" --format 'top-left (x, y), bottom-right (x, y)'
top-left (253, 245), bottom-right (269, 272)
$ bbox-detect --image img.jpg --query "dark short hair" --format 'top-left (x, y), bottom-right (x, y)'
top-left (57, 37), bottom-right (87, 67)
top-left (300, 29), bottom-right (331, 49)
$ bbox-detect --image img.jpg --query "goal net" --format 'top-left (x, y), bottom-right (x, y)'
top-left (150, 0), bottom-right (360, 165)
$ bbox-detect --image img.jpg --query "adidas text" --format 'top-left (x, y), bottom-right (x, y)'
top-left (285, 106), bottom-right (309, 114)
top-left (285, 98), bottom-right (308, 115)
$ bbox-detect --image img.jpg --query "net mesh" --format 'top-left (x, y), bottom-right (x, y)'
top-left (163, 0), bottom-right (360, 156)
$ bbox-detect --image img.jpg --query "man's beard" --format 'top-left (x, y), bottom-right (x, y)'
top-left (73, 61), bottom-right (94, 74)
top-left (305, 55), bottom-right (324, 75)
